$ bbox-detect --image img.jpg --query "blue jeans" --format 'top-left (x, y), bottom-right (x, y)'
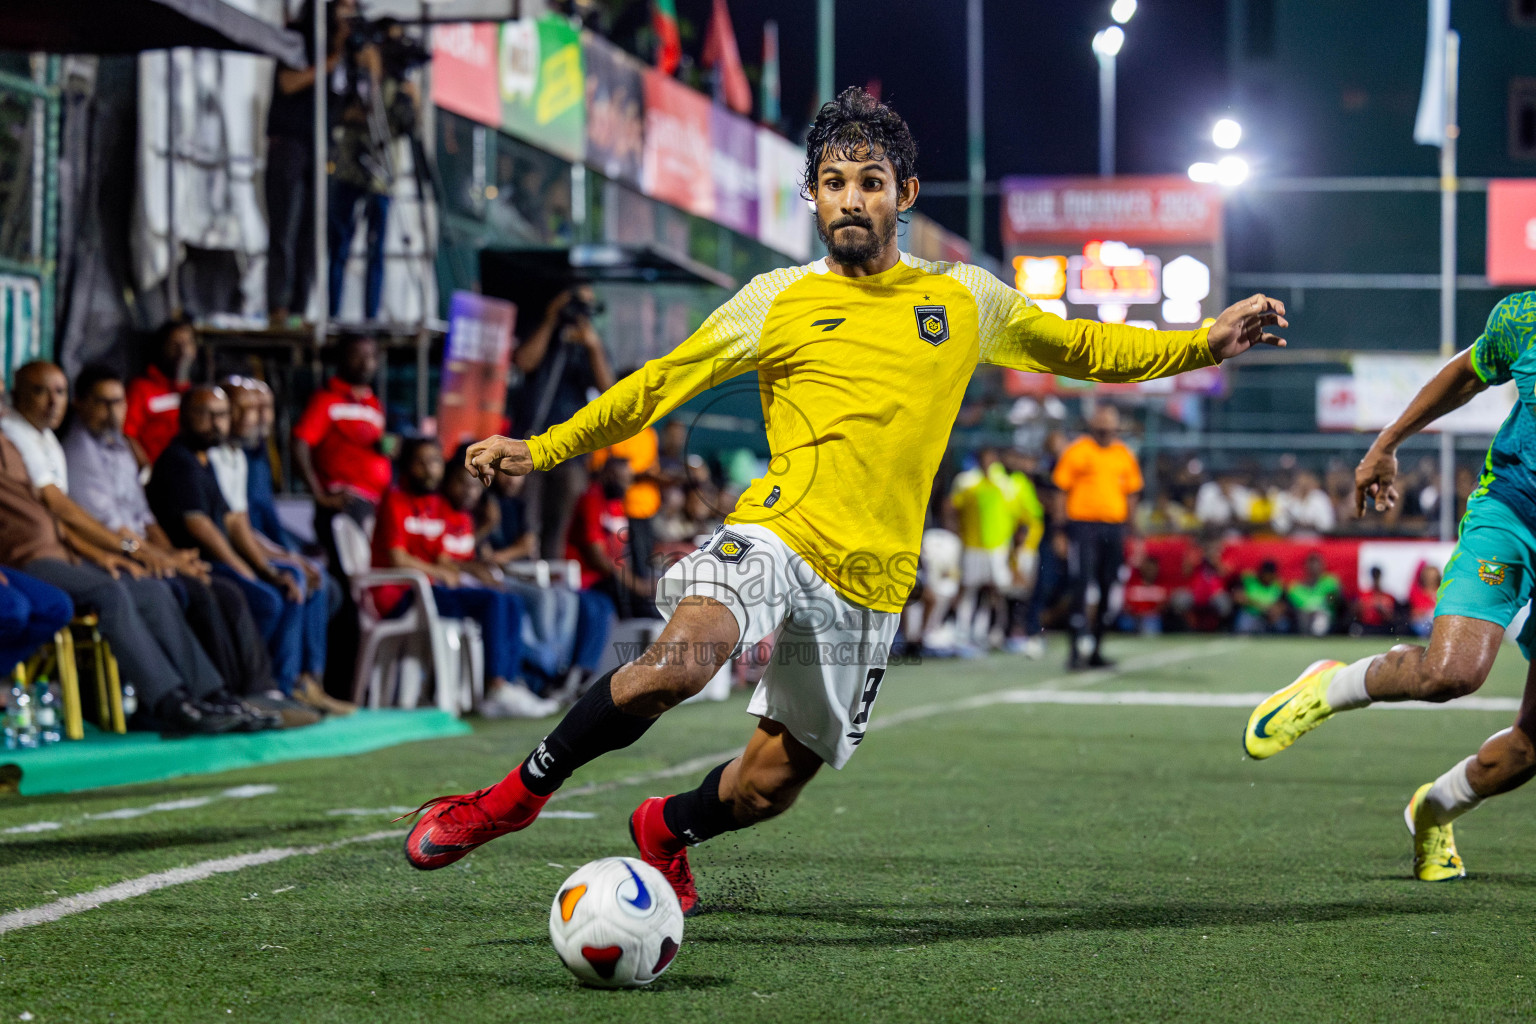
top-left (430, 585), bottom-right (525, 683)
top-left (272, 564), bottom-right (338, 679)
top-left (214, 565), bottom-right (306, 694)
top-left (575, 588), bottom-right (614, 672)
top-left (328, 179), bottom-right (390, 319)
top-left (0, 570), bottom-right (73, 672)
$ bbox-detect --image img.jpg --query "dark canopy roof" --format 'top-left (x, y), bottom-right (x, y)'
top-left (2, 0), bottom-right (305, 64)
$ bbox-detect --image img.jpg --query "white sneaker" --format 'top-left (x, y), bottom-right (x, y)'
top-left (479, 684), bottom-right (560, 719)
top-left (1023, 636), bottom-right (1046, 660)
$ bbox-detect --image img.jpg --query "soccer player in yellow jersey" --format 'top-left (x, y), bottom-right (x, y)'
top-left (402, 87), bottom-right (1289, 914)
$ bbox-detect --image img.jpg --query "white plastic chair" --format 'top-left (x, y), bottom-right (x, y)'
top-left (331, 514), bottom-right (484, 716)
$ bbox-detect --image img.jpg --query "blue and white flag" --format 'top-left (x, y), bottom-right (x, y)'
top-left (1413, 0), bottom-right (1451, 146)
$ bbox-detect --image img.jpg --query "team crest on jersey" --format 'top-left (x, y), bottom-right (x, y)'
top-left (710, 530), bottom-right (754, 564)
top-left (914, 305), bottom-right (950, 345)
top-left (1478, 559), bottom-right (1508, 586)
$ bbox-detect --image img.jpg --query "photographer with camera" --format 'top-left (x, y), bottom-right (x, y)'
top-left (513, 287), bottom-right (615, 561)
top-left (265, 0), bottom-right (353, 326)
top-left (327, 16), bottom-right (425, 322)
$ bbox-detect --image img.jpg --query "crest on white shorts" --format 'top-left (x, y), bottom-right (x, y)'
top-left (709, 530), bottom-right (754, 564)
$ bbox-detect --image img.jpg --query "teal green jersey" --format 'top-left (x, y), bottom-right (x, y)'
top-left (1469, 292), bottom-right (1536, 523)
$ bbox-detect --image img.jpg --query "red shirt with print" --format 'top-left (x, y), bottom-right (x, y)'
top-left (124, 365), bottom-right (189, 465)
top-left (440, 508), bottom-right (478, 563)
top-left (293, 376), bottom-right (393, 503)
top-left (566, 481), bottom-right (629, 589)
top-left (371, 487), bottom-right (454, 614)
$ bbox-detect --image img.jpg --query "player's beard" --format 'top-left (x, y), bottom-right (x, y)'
top-left (816, 211), bottom-right (893, 266)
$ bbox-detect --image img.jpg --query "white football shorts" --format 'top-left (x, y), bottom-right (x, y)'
top-left (960, 545), bottom-right (1012, 588)
top-left (655, 523), bottom-right (901, 769)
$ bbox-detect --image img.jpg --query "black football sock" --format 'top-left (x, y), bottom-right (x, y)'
top-left (661, 761), bottom-right (745, 846)
top-left (517, 669), bottom-right (654, 797)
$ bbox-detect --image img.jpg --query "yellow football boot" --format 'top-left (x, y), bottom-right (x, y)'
top-left (1243, 659), bottom-right (1344, 760)
top-left (1405, 782), bottom-right (1466, 882)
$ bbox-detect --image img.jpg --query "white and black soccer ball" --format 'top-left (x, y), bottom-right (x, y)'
top-left (549, 857), bottom-right (684, 988)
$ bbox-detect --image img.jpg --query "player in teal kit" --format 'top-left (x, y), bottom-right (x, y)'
top-left (1243, 292), bottom-right (1536, 880)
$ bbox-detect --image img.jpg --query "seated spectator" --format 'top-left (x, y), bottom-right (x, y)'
top-left (568, 455), bottom-right (656, 620)
top-left (0, 569), bottom-right (73, 675)
top-left (146, 386), bottom-right (346, 716)
top-left (446, 455), bottom-right (612, 698)
top-left (682, 482), bottom-right (723, 539)
top-left (373, 439), bottom-right (555, 718)
top-left (60, 365), bottom-right (311, 725)
top-left (1169, 538), bottom-right (1232, 632)
top-left (1119, 556), bottom-right (1169, 635)
top-left (292, 334), bottom-right (393, 563)
top-left (1351, 565), bottom-right (1401, 636)
top-left (652, 484), bottom-right (692, 545)
top-left (1408, 562), bottom-right (1441, 637)
top-left (1272, 472), bottom-right (1336, 535)
top-left (0, 376), bottom-right (268, 734)
top-left (1137, 492), bottom-right (1198, 534)
top-left (125, 317), bottom-right (197, 467)
top-left (1194, 472), bottom-right (1252, 531)
top-left (1234, 560), bottom-right (1291, 634)
top-left (224, 377), bottom-right (348, 714)
top-left (1287, 551), bottom-right (1342, 636)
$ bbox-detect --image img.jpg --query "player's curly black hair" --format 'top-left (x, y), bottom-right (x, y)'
top-left (801, 86), bottom-right (918, 201)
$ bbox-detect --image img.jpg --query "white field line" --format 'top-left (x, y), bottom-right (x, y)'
top-left (2, 785), bottom-right (279, 837)
top-left (0, 641), bottom-right (1501, 935)
top-left (986, 689), bottom-right (1523, 713)
top-left (0, 830), bottom-right (404, 935)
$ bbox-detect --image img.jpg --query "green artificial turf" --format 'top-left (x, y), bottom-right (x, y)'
top-left (2, 635), bottom-right (1535, 1023)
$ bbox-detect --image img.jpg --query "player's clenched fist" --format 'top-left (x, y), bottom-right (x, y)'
top-left (466, 435), bottom-right (533, 485)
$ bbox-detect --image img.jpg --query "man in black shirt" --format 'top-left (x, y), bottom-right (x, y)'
top-left (513, 288), bottom-right (615, 560)
top-left (265, 0), bottom-right (355, 324)
top-left (147, 387), bottom-right (320, 705)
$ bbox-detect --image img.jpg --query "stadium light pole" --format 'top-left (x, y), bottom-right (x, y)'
top-left (1093, 26), bottom-right (1125, 177)
top-left (1437, 30), bottom-right (1460, 543)
top-left (816, 0), bottom-right (834, 108)
top-left (966, 0), bottom-right (984, 253)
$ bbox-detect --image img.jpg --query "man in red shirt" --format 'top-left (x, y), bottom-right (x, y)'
top-left (293, 335), bottom-right (393, 558)
top-left (566, 455), bottom-right (653, 619)
top-left (124, 318), bottom-right (197, 466)
top-left (372, 438), bottom-right (554, 718)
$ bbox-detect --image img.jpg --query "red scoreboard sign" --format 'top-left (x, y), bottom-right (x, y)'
top-left (1488, 179), bottom-right (1536, 286)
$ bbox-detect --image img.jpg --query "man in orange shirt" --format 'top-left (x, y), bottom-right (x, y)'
top-left (1052, 404), bottom-right (1142, 670)
top-left (590, 423), bottom-right (661, 581)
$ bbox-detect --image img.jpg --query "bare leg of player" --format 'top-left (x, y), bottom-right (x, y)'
top-left (1404, 659), bottom-right (1536, 880)
top-left (630, 717), bottom-right (823, 915)
top-left (1246, 615), bottom-right (1507, 760)
top-left (1359, 616), bottom-right (1506, 703)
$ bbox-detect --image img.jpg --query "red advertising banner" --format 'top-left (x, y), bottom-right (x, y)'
top-left (1001, 175), bottom-right (1223, 246)
top-left (642, 69), bottom-right (714, 219)
top-left (1487, 179), bottom-right (1536, 286)
top-left (438, 292), bottom-right (516, 451)
top-left (430, 22), bottom-right (501, 128)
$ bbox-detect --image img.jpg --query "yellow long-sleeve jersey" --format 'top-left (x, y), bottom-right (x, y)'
top-left (527, 253), bottom-right (1214, 612)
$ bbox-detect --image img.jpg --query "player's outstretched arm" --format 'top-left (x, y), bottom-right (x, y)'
top-left (1354, 349), bottom-right (1485, 516)
top-left (1204, 293), bottom-right (1289, 362)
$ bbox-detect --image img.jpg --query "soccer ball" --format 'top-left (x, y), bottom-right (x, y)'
top-left (548, 857), bottom-right (684, 988)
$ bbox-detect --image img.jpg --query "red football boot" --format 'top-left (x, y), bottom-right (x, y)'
top-left (398, 781), bottom-right (548, 871)
top-left (629, 796), bottom-right (701, 916)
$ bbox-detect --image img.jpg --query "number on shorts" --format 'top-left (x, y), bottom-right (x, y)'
top-left (850, 668), bottom-right (885, 728)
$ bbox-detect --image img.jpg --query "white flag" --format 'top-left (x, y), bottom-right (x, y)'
top-left (1413, 0), bottom-right (1451, 146)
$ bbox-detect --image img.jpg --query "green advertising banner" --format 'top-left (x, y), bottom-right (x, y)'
top-left (498, 15), bottom-right (586, 163)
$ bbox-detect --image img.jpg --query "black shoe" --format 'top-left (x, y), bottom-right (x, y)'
top-left (1086, 652), bottom-right (1116, 669)
top-left (157, 699), bottom-right (245, 737)
top-left (244, 694), bottom-right (322, 729)
top-left (200, 693), bottom-right (280, 732)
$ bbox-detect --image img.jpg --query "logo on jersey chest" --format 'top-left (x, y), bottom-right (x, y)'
top-left (914, 305), bottom-right (950, 345)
